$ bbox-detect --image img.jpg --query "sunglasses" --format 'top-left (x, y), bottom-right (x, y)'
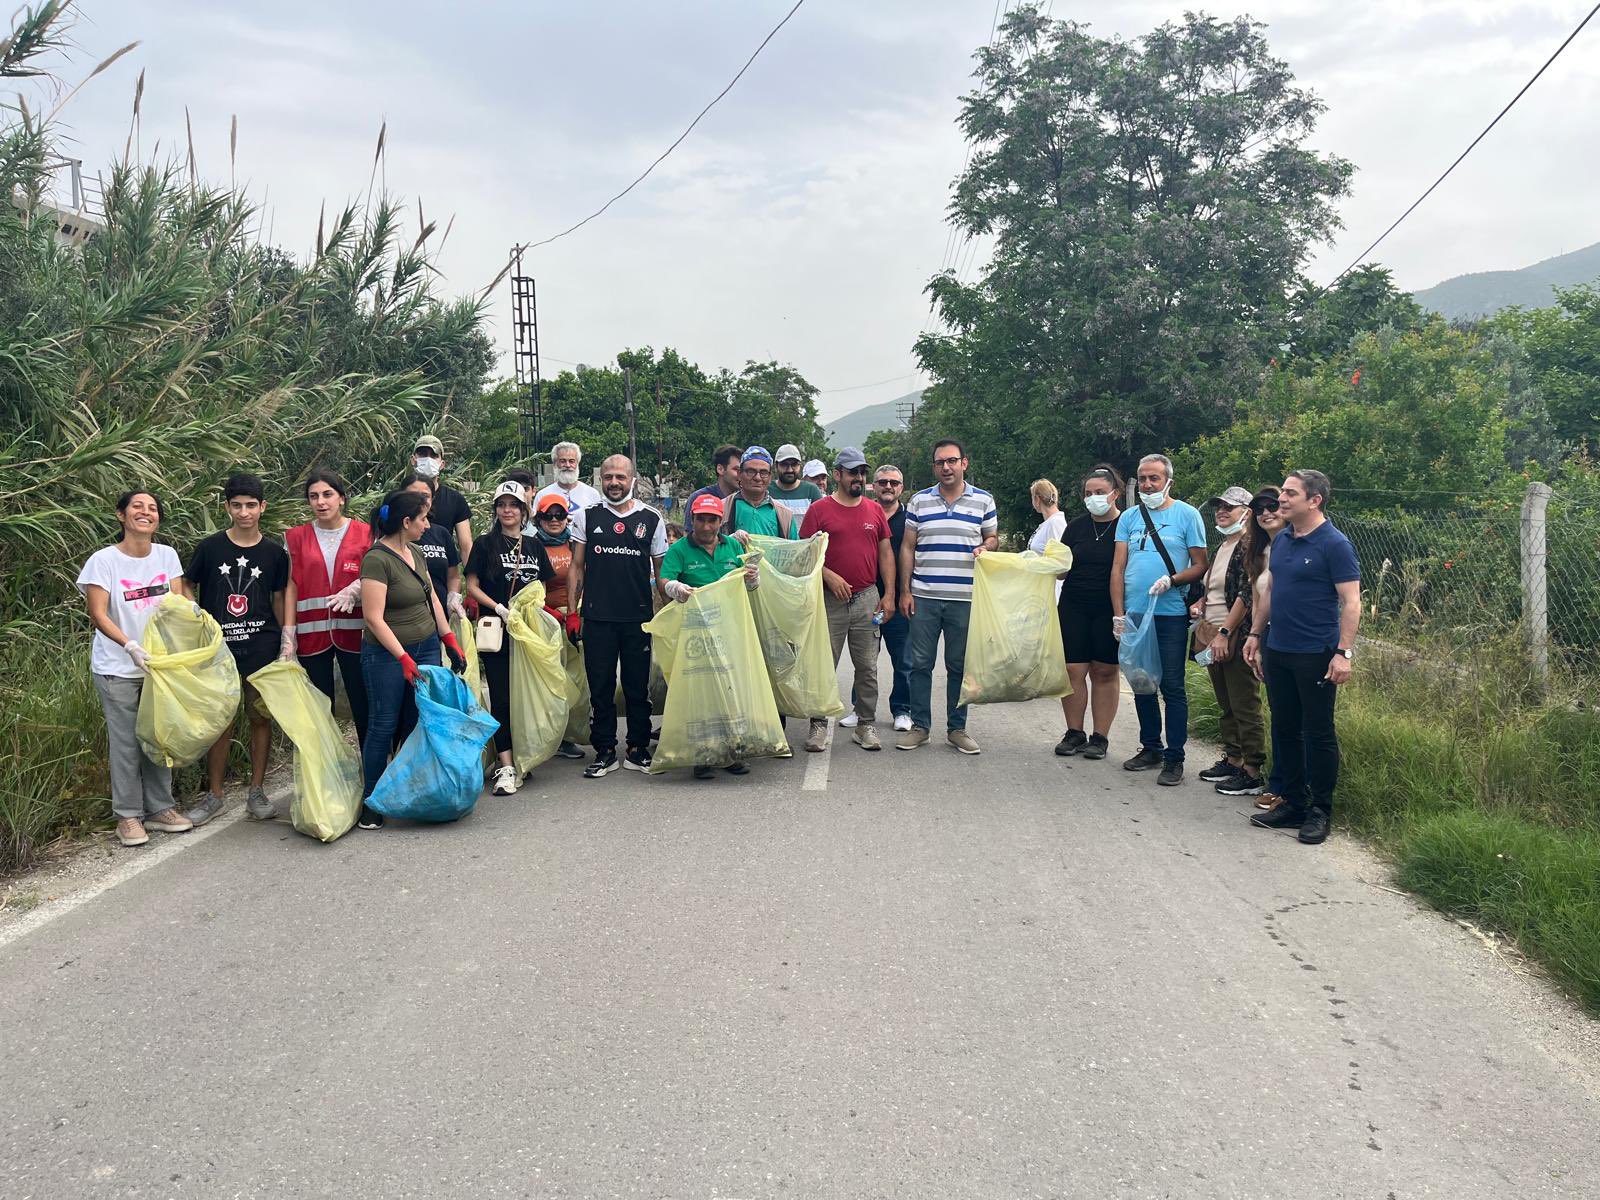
top-left (1251, 498), bottom-right (1280, 513)
top-left (876, 479), bottom-right (903, 487)
top-left (538, 510), bottom-right (568, 521)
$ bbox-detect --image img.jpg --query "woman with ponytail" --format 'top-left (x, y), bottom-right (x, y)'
top-left (356, 488), bottom-right (469, 829)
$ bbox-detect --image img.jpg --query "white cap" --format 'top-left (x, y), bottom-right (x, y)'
top-left (774, 443), bottom-right (803, 464)
top-left (491, 480), bottom-right (529, 510)
top-left (803, 459), bottom-right (827, 478)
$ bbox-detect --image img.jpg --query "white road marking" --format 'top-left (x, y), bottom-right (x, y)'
top-left (802, 737), bottom-right (832, 791)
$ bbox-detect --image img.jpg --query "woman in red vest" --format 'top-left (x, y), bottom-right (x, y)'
top-left (281, 469), bottom-right (371, 748)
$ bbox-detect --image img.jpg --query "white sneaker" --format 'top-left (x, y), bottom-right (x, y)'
top-left (839, 712), bottom-right (859, 728)
top-left (490, 764), bottom-right (518, 796)
top-left (893, 714), bottom-right (913, 732)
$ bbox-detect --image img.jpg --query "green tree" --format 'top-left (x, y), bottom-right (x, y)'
top-left (912, 5), bottom-right (1352, 529)
top-left (1286, 264), bottom-right (1424, 363)
top-left (1492, 284), bottom-right (1600, 452)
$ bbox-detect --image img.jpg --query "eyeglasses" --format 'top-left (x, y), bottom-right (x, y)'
top-left (933, 456), bottom-right (962, 468)
top-left (875, 479), bottom-right (903, 487)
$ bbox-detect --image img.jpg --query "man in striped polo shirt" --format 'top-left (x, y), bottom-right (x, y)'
top-left (896, 439), bottom-right (998, 753)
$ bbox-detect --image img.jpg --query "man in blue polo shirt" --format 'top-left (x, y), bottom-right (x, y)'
top-left (1244, 469), bottom-right (1361, 846)
top-left (896, 438), bottom-right (998, 754)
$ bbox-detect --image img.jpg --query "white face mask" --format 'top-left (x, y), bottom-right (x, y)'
top-left (1217, 519), bottom-right (1244, 536)
top-left (1139, 484), bottom-right (1169, 508)
top-left (413, 456), bottom-right (441, 479)
top-left (1083, 494), bottom-right (1113, 516)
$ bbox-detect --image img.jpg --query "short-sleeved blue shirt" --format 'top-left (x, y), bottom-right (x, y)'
top-left (1115, 499), bottom-right (1207, 616)
top-left (1266, 520), bottom-right (1361, 653)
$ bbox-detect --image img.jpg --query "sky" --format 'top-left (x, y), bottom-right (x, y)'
top-left (26, 0), bottom-right (1600, 424)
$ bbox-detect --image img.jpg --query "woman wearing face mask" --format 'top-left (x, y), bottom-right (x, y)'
top-left (1190, 487), bottom-right (1266, 797)
top-left (1241, 487), bottom-right (1289, 811)
top-left (1053, 465), bottom-right (1124, 760)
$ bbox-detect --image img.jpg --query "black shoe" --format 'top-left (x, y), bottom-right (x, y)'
top-left (693, 765), bottom-right (715, 780)
top-left (584, 750), bottom-right (619, 779)
top-left (1298, 809), bottom-right (1331, 844)
top-left (357, 804), bottom-right (385, 830)
top-left (1251, 804), bottom-right (1305, 829)
top-left (623, 747), bottom-right (652, 773)
top-left (1197, 758), bottom-right (1237, 783)
top-left (1157, 761), bottom-right (1184, 787)
top-left (724, 761), bottom-right (750, 775)
top-left (1081, 734), bottom-right (1108, 760)
top-left (555, 740), bottom-right (585, 760)
top-left (1055, 729), bottom-right (1088, 757)
top-left (1215, 771), bottom-right (1265, 796)
top-left (1122, 747), bottom-right (1163, 771)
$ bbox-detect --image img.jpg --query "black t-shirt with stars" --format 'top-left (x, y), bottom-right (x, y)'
top-left (185, 531), bottom-right (290, 668)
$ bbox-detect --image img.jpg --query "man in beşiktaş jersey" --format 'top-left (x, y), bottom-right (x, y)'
top-left (568, 455), bottom-right (668, 777)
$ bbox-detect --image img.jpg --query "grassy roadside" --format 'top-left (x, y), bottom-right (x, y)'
top-left (1187, 650), bottom-right (1600, 1015)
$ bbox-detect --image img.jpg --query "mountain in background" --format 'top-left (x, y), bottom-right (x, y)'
top-left (1412, 241), bottom-right (1600, 320)
top-left (824, 391), bottom-right (921, 449)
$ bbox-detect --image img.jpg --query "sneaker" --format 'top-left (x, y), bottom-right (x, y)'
top-left (693, 765), bottom-right (716, 780)
top-left (357, 804), bottom-right (385, 830)
top-left (584, 750), bottom-right (620, 779)
top-left (839, 712), bottom-right (859, 728)
top-left (183, 791), bottom-right (225, 827)
top-left (144, 807), bottom-right (194, 834)
top-left (725, 761), bottom-right (750, 775)
top-left (555, 740), bottom-right (585, 760)
top-left (1197, 758), bottom-right (1237, 783)
top-left (853, 724), bottom-right (881, 751)
top-left (947, 729), bottom-right (981, 755)
top-left (1255, 790), bottom-right (1285, 811)
top-left (1122, 747), bottom-right (1163, 772)
top-left (1215, 771), bottom-right (1264, 796)
top-left (897, 725), bottom-right (930, 750)
top-left (1082, 733), bottom-right (1109, 760)
top-left (1055, 729), bottom-right (1088, 757)
top-left (892, 713), bottom-right (913, 733)
top-left (245, 787), bottom-right (278, 821)
top-left (116, 817), bottom-right (149, 847)
top-left (1157, 761), bottom-right (1184, 787)
top-left (804, 719), bottom-right (829, 753)
top-left (490, 764), bottom-right (518, 796)
top-left (1298, 809), bottom-right (1331, 844)
top-left (1251, 804), bottom-right (1305, 830)
top-left (623, 747), bottom-right (652, 773)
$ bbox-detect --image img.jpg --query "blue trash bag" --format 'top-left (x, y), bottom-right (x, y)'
top-left (366, 666), bottom-right (499, 823)
top-left (1118, 610), bottom-right (1162, 696)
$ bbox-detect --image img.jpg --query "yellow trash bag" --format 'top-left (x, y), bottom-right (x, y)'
top-left (247, 660), bottom-right (362, 842)
top-left (452, 614), bottom-right (490, 713)
top-left (562, 640), bottom-right (591, 745)
top-left (135, 595), bottom-right (241, 768)
top-left (743, 533), bottom-right (846, 719)
top-left (644, 570), bottom-right (787, 772)
top-left (507, 582), bottom-right (575, 775)
top-left (958, 540), bottom-right (1074, 707)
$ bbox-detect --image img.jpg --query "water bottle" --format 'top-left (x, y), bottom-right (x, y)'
top-left (1193, 646), bottom-right (1214, 667)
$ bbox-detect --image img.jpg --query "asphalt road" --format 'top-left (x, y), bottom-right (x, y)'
top-left (3, 661), bottom-right (1599, 1198)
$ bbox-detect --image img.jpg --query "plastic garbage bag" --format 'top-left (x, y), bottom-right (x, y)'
top-left (563, 640), bottom-right (591, 745)
top-left (135, 594), bottom-right (241, 768)
top-left (247, 660), bottom-right (361, 842)
top-left (644, 570), bottom-right (787, 772)
top-left (959, 540), bottom-right (1074, 706)
top-left (743, 533), bottom-right (846, 719)
top-left (366, 665), bottom-right (497, 822)
top-left (507, 582), bottom-right (575, 774)
top-left (453, 614), bottom-right (490, 713)
top-left (1118, 609), bottom-right (1162, 695)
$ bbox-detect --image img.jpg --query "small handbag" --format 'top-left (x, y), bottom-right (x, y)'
top-left (474, 614), bottom-right (504, 653)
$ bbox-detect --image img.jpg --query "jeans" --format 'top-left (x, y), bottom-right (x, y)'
top-left (584, 619), bottom-right (652, 754)
top-left (303, 646), bottom-right (369, 750)
top-left (359, 634), bottom-right (440, 798)
top-left (825, 586), bottom-right (880, 724)
top-left (1132, 614), bottom-right (1190, 763)
top-left (1264, 648), bottom-right (1340, 815)
top-left (907, 596), bottom-right (972, 732)
top-left (93, 673), bottom-right (174, 820)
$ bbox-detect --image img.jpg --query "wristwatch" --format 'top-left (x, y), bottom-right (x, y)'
top-left (1218, 627), bottom-right (1231, 638)
top-left (1337, 647), bottom-right (1354, 660)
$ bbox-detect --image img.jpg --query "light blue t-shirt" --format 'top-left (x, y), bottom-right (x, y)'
top-left (1116, 499), bottom-right (1206, 616)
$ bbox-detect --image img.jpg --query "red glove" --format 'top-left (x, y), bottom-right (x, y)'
top-left (400, 654), bottom-right (420, 685)
top-left (441, 631), bottom-right (465, 658)
top-left (464, 595), bottom-right (480, 620)
top-left (565, 612), bottom-right (582, 640)
top-left (441, 631), bottom-right (467, 676)
top-left (543, 604), bottom-right (562, 624)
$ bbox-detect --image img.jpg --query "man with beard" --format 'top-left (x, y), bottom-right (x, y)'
top-left (770, 443), bottom-right (823, 522)
top-left (535, 440), bottom-right (604, 522)
top-left (411, 434), bottom-right (474, 563)
top-left (798, 448), bottom-right (895, 752)
top-left (569, 454), bottom-right (668, 777)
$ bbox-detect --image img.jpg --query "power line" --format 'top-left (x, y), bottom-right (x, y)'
top-left (1333, 1), bottom-right (1600, 284)
top-left (537, 357), bottom-right (916, 398)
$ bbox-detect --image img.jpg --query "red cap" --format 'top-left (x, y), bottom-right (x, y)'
top-left (689, 493), bottom-right (724, 518)
top-left (535, 492), bottom-right (569, 516)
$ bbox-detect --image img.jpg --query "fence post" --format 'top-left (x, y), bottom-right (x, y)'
top-left (1520, 481), bottom-right (1553, 684)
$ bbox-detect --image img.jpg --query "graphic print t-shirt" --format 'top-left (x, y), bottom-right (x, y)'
top-left (466, 532), bottom-right (553, 610)
top-left (186, 531), bottom-right (289, 668)
top-left (77, 543), bottom-right (185, 678)
top-left (414, 522), bottom-right (461, 600)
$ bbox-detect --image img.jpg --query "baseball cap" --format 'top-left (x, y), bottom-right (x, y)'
top-left (491, 480), bottom-right (529, 509)
top-left (1208, 486), bottom-right (1254, 507)
top-left (833, 447), bottom-right (866, 470)
top-left (774, 443), bottom-right (803, 464)
top-left (742, 445), bottom-right (773, 466)
top-left (414, 434), bottom-right (444, 456)
top-left (803, 458), bottom-right (827, 477)
top-left (535, 492), bottom-right (569, 517)
top-left (689, 493), bottom-right (725, 518)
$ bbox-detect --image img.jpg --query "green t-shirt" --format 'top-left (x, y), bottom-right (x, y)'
top-left (727, 496), bottom-right (796, 539)
top-left (360, 543), bottom-right (437, 646)
top-left (659, 533), bottom-right (745, 589)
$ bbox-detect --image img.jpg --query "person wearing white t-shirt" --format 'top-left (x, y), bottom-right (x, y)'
top-left (534, 440), bottom-right (604, 520)
top-left (1027, 478), bottom-right (1069, 601)
top-left (76, 490), bottom-right (196, 847)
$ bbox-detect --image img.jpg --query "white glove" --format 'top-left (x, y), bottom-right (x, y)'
top-left (663, 579), bottom-right (693, 603)
top-left (327, 581), bottom-right (362, 613)
top-left (494, 603), bottom-right (510, 621)
top-left (124, 641), bottom-right (150, 673)
top-left (743, 564), bottom-right (760, 591)
top-left (1148, 574), bottom-right (1173, 598)
top-left (447, 590), bottom-right (467, 621)
top-left (279, 627), bottom-right (297, 660)
top-left (1111, 615), bottom-right (1127, 641)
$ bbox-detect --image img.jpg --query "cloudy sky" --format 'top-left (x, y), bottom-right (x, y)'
top-left (31, 1), bottom-right (1600, 423)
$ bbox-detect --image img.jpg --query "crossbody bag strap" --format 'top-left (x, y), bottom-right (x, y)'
top-left (1137, 500), bottom-right (1181, 580)
top-left (377, 543), bottom-right (434, 606)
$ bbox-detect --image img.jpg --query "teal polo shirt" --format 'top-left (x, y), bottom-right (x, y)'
top-left (659, 533), bottom-right (745, 588)
top-left (726, 495), bottom-right (795, 539)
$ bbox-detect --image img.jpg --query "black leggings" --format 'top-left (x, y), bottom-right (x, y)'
top-left (481, 649), bottom-right (513, 756)
top-left (302, 647), bottom-right (368, 750)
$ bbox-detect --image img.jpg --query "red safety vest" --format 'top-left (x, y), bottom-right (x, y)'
top-left (286, 520), bottom-right (371, 655)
